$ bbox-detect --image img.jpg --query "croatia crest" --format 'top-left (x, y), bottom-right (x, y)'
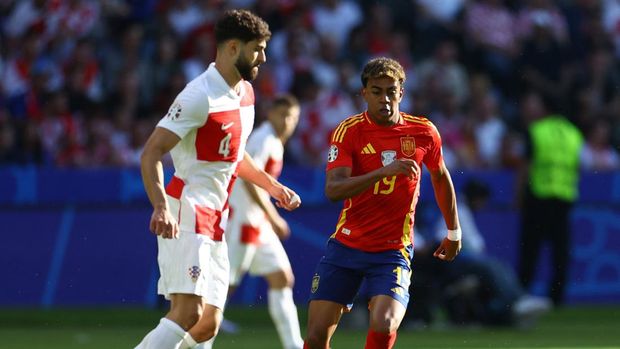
top-left (188, 266), bottom-right (201, 283)
top-left (381, 150), bottom-right (397, 166)
top-left (400, 136), bottom-right (416, 157)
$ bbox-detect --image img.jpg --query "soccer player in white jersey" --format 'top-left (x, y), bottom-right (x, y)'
top-left (135, 10), bottom-right (301, 349)
top-left (219, 94), bottom-right (303, 349)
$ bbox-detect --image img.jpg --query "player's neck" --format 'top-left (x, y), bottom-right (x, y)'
top-left (367, 110), bottom-right (402, 126)
top-left (214, 59), bottom-right (243, 94)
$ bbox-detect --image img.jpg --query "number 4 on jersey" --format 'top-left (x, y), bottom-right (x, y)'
top-left (218, 133), bottom-right (232, 157)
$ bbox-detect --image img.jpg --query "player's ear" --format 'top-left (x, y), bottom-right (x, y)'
top-left (226, 39), bottom-right (241, 59)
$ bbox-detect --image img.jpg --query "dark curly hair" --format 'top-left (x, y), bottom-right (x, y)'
top-left (214, 9), bottom-right (271, 45)
top-left (360, 57), bottom-right (406, 88)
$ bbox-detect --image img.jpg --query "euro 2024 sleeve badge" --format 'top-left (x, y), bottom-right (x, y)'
top-left (327, 145), bottom-right (338, 163)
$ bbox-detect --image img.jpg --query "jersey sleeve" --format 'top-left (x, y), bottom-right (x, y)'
top-left (157, 86), bottom-right (208, 139)
top-left (423, 122), bottom-right (444, 171)
top-left (326, 123), bottom-right (355, 171)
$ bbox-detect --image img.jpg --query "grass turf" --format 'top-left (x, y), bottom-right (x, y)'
top-left (0, 305), bottom-right (618, 348)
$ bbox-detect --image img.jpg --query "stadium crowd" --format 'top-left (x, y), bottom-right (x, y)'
top-left (1, 0), bottom-right (619, 170)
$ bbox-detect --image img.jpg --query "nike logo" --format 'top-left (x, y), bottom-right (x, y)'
top-left (221, 122), bottom-right (234, 130)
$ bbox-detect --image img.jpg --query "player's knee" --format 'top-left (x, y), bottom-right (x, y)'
top-left (191, 319), bottom-right (220, 343)
top-left (304, 332), bottom-right (328, 349)
top-left (167, 307), bottom-right (202, 330)
top-left (266, 269), bottom-right (294, 289)
top-left (284, 270), bottom-right (295, 288)
top-left (369, 315), bottom-right (400, 333)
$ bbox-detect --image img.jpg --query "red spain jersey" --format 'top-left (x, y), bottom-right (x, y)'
top-left (326, 111), bottom-right (443, 252)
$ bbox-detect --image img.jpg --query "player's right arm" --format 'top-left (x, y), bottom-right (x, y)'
top-left (140, 127), bottom-right (181, 239)
top-left (242, 180), bottom-right (290, 239)
top-left (325, 159), bottom-right (420, 202)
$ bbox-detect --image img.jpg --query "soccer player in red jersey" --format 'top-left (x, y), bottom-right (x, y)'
top-left (303, 57), bottom-right (462, 349)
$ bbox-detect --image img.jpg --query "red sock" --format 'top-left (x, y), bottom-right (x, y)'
top-left (364, 330), bottom-right (397, 349)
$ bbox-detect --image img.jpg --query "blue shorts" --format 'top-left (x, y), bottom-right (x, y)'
top-left (308, 239), bottom-right (414, 309)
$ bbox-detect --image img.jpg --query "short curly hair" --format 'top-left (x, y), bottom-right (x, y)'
top-left (360, 57), bottom-right (406, 88)
top-left (214, 9), bottom-right (271, 45)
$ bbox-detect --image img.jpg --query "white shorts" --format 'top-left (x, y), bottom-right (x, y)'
top-left (227, 217), bottom-right (292, 286)
top-left (157, 231), bottom-right (229, 310)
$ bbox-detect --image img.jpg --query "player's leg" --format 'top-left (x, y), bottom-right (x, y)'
top-left (252, 230), bottom-right (303, 349)
top-left (305, 300), bottom-right (346, 349)
top-left (362, 246), bottom-right (412, 349)
top-left (365, 295), bottom-right (406, 349)
top-left (264, 269), bottom-right (303, 349)
top-left (134, 293), bottom-right (203, 349)
top-left (222, 225), bottom-right (257, 334)
top-left (136, 230), bottom-right (214, 349)
top-left (304, 241), bottom-right (364, 349)
top-left (186, 238), bottom-right (230, 343)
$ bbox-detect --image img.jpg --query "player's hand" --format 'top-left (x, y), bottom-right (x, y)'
top-left (149, 206), bottom-right (179, 239)
top-left (270, 184), bottom-right (301, 211)
top-left (271, 216), bottom-right (291, 240)
top-left (433, 237), bottom-right (461, 261)
top-left (382, 158), bottom-right (420, 179)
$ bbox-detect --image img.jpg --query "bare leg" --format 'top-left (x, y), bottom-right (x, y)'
top-left (304, 300), bottom-right (346, 349)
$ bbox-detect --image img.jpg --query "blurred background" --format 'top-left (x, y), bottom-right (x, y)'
top-left (0, 0), bottom-right (619, 347)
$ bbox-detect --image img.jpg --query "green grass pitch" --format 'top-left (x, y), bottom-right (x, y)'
top-left (0, 305), bottom-right (618, 348)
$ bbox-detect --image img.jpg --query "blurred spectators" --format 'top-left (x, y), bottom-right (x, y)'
top-left (580, 119), bottom-right (620, 171)
top-left (0, 0), bottom-right (617, 169)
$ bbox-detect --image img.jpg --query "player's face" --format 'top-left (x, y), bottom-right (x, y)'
top-left (270, 104), bottom-right (300, 143)
top-left (362, 76), bottom-right (403, 126)
top-left (235, 39), bottom-right (267, 81)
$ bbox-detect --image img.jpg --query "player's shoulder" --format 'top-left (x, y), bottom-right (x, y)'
top-left (331, 112), bottom-right (366, 144)
top-left (402, 113), bottom-right (433, 126)
top-left (402, 113), bottom-right (439, 132)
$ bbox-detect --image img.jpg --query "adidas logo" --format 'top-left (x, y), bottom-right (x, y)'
top-left (361, 143), bottom-right (376, 154)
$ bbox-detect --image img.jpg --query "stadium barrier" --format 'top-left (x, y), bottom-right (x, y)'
top-left (0, 166), bottom-right (618, 306)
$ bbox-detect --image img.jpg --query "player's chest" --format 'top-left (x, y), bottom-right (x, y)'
top-left (353, 129), bottom-right (430, 172)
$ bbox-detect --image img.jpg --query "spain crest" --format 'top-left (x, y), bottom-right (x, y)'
top-left (400, 136), bottom-right (416, 157)
top-left (311, 274), bottom-right (320, 293)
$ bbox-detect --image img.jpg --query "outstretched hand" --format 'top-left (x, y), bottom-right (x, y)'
top-left (433, 237), bottom-right (461, 261)
top-left (269, 184), bottom-right (301, 211)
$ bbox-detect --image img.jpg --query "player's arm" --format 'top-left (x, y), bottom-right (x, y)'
top-left (243, 180), bottom-right (290, 239)
top-left (325, 159), bottom-right (420, 202)
top-left (140, 127), bottom-right (181, 239)
top-left (428, 161), bottom-right (462, 261)
top-left (238, 151), bottom-right (300, 211)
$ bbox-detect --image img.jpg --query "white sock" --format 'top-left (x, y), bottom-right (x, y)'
top-left (268, 287), bottom-right (304, 349)
top-left (134, 318), bottom-right (197, 349)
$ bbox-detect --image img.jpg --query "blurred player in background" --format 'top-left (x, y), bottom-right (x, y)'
top-left (213, 94), bottom-right (303, 349)
top-left (303, 57), bottom-right (462, 349)
top-left (136, 10), bottom-right (300, 349)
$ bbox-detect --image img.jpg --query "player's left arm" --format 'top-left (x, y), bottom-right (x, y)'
top-left (429, 161), bottom-right (462, 261)
top-left (238, 151), bottom-right (300, 211)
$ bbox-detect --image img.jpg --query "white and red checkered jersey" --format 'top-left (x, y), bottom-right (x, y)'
top-left (158, 63), bottom-right (255, 241)
top-left (228, 122), bottom-right (283, 239)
